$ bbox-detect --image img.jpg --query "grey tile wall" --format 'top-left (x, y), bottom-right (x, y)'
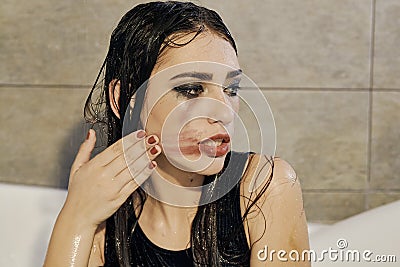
top-left (370, 92), bottom-right (400, 190)
top-left (0, 0), bottom-right (142, 85)
top-left (374, 0), bottom-right (400, 88)
top-left (202, 0), bottom-right (372, 88)
top-left (369, 192), bottom-right (400, 209)
top-left (1, 0), bottom-right (399, 223)
top-left (302, 192), bottom-right (365, 224)
top-left (263, 91), bottom-right (369, 191)
top-left (0, 87), bottom-right (89, 188)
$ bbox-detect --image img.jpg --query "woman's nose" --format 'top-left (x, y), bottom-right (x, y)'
top-left (205, 86), bottom-right (235, 125)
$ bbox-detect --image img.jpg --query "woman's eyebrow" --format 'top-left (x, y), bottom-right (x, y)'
top-left (170, 72), bottom-right (213, 80)
top-left (225, 69), bottom-right (242, 79)
top-left (169, 69), bottom-right (242, 81)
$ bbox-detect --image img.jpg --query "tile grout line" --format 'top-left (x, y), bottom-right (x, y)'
top-left (366, 0), bottom-right (377, 211)
top-left (260, 88), bottom-right (400, 92)
top-left (303, 189), bottom-right (400, 193)
top-left (1, 84), bottom-right (400, 92)
top-left (0, 84), bottom-right (91, 89)
top-left (261, 87), bottom-right (370, 92)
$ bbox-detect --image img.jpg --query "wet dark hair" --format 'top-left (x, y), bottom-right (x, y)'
top-left (84, 1), bottom-right (274, 266)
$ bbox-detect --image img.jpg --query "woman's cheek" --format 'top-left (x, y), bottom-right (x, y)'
top-left (159, 127), bottom-right (201, 159)
top-left (178, 128), bottom-right (204, 157)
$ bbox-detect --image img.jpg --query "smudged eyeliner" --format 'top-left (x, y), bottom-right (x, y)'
top-left (173, 83), bottom-right (240, 99)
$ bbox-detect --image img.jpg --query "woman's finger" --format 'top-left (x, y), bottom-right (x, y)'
top-left (91, 129), bottom-right (146, 167)
top-left (112, 143), bottom-right (161, 187)
top-left (118, 161), bottom-right (157, 196)
top-left (105, 134), bottom-right (159, 177)
top-left (103, 136), bottom-right (147, 176)
top-left (124, 144), bottom-right (161, 176)
top-left (70, 129), bottom-right (96, 176)
top-left (133, 160), bottom-right (157, 186)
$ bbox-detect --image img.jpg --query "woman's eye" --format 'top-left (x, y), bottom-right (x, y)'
top-left (224, 85), bottom-right (240, 96)
top-left (173, 83), bottom-right (240, 99)
top-left (173, 84), bottom-right (204, 98)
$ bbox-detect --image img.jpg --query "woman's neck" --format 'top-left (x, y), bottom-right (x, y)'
top-left (143, 154), bottom-right (204, 207)
top-left (154, 153), bottom-right (205, 187)
top-left (143, 195), bottom-right (198, 231)
top-left (139, 153), bottom-right (204, 220)
top-left (136, 194), bottom-right (197, 250)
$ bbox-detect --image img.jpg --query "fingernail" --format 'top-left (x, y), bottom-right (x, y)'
top-left (86, 130), bottom-right (91, 140)
top-left (136, 130), bottom-right (146, 139)
top-left (148, 161), bottom-right (156, 169)
top-left (150, 146), bottom-right (159, 155)
top-left (147, 135), bottom-right (157, 145)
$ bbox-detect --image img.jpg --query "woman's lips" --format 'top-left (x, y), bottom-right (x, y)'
top-left (198, 141), bottom-right (230, 157)
top-left (198, 133), bottom-right (231, 157)
top-left (172, 132), bottom-right (231, 157)
top-left (198, 133), bottom-right (230, 144)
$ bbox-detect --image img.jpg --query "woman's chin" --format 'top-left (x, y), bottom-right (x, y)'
top-left (192, 156), bottom-right (226, 176)
top-left (164, 150), bottom-right (228, 176)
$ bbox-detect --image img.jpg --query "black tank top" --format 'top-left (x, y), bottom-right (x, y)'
top-left (105, 151), bottom-right (252, 266)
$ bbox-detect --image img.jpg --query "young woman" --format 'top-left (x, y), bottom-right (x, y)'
top-left (44, 1), bottom-right (310, 266)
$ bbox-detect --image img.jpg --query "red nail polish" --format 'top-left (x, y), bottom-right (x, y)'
top-left (86, 130), bottom-right (90, 140)
top-left (148, 161), bottom-right (156, 169)
top-left (147, 136), bottom-right (156, 144)
top-left (150, 146), bottom-right (158, 155)
top-left (136, 130), bottom-right (146, 139)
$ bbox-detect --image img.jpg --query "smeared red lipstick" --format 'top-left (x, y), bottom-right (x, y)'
top-left (198, 133), bottom-right (230, 144)
top-left (175, 130), bottom-right (231, 158)
top-left (198, 133), bottom-right (231, 157)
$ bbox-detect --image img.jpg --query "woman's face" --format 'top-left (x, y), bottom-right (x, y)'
top-left (139, 32), bottom-right (241, 176)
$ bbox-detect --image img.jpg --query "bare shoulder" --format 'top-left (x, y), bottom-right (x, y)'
top-left (241, 154), bottom-right (301, 211)
top-left (240, 154), bottom-right (310, 266)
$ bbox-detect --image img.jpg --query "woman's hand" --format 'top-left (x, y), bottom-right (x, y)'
top-left (63, 128), bottom-right (161, 228)
top-left (44, 129), bottom-right (161, 267)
